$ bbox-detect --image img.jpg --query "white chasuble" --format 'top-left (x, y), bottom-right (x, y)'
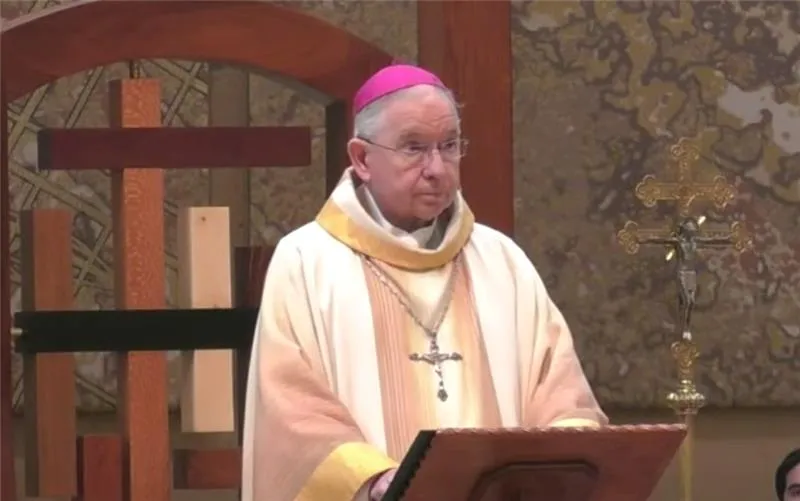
top-left (241, 169), bottom-right (607, 501)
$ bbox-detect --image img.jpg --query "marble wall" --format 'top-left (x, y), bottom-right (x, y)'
top-left (3, 0), bottom-right (799, 412)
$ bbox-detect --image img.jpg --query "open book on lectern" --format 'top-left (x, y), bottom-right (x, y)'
top-left (382, 424), bottom-right (686, 501)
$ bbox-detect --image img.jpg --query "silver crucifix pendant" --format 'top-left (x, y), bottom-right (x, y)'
top-left (409, 340), bottom-right (463, 402)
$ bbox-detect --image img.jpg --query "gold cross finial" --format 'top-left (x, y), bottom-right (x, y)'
top-left (616, 137), bottom-right (752, 259)
top-left (635, 138), bottom-right (737, 216)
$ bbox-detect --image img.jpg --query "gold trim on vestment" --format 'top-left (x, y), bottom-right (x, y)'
top-left (296, 442), bottom-right (398, 501)
top-left (316, 199), bottom-right (475, 271)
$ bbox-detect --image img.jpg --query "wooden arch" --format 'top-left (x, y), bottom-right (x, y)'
top-left (1, 0), bottom-right (393, 101)
top-left (0, 2), bottom-right (393, 499)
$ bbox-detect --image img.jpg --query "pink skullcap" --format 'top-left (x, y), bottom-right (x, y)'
top-left (353, 64), bottom-right (447, 115)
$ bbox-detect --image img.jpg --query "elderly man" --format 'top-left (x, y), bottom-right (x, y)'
top-left (241, 64), bottom-right (607, 501)
top-left (776, 448), bottom-right (800, 501)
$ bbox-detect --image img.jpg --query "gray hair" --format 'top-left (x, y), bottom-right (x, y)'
top-left (353, 84), bottom-right (460, 139)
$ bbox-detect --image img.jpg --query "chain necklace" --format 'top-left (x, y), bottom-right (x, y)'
top-left (362, 254), bottom-right (463, 401)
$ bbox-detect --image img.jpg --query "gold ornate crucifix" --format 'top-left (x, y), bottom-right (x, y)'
top-left (635, 138), bottom-right (737, 216)
top-left (617, 136), bottom-right (753, 335)
top-left (617, 136), bottom-right (752, 347)
top-left (615, 137), bottom-right (752, 501)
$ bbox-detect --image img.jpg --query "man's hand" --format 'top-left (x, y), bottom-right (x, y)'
top-left (369, 468), bottom-right (397, 501)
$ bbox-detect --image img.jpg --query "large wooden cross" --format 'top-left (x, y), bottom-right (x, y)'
top-left (24, 74), bottom-right (309, 501)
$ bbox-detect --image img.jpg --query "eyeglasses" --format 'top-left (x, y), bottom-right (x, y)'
top-left (359, 137), bottom-right (468, 165)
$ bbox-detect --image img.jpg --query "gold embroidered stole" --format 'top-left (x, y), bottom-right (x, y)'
top-left (362, 256), bottom-right (502, 460)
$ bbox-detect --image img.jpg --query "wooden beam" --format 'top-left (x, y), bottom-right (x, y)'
top-left (208, 64), bottom-right (251, 246)
top-left (178, 207), bottom-right (235, 433)
top-left (110, 78), bottom-right (170, 501)
top-left (20, 209), bottom-right (76, 498)
top-left (76, 434), bottom-right (123, 501)
top-left (14, 308), bottom-right (257, 353)
top-left (207, 63), bottom-right (251, 451)
top-left (0, 65), bottom-right (17, 501)
top-left (173, 448), bottom-right (241, 490)
top-left (37, 126), bottom-right (312, 171)
top-left (417, 1), bottom-right (514, 235)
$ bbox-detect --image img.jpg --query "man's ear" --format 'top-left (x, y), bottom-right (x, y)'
top-left (348, 138), bottom-right (371, 182)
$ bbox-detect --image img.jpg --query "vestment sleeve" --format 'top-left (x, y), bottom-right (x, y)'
top-left (523, 297), bottom-right (608, 428)
top-left (241, 242), bottom-right (397, 501)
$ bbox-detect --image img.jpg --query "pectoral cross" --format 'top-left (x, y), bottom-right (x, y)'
top-left (634, 138), bottom-right (737, 216)
top-left (409, 339), bottom-right (463, 402)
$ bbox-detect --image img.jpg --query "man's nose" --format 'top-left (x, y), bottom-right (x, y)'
top-left (424, 148), bottom-right (446, 177)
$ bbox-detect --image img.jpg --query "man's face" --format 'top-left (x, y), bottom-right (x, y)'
top-left (785, 464), bottom-right (800, 500)
top-left (354, 87), bottom-right (461, 229)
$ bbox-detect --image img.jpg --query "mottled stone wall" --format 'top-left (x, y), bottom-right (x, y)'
top-left (3, 0), bottom-right (799, 412)
top-left (512, 1), bottom-right (800, 408)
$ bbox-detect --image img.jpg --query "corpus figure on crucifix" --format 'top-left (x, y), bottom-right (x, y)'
top-left (629, 215), bottom-right (746, 336)
top-left (672, 217), bottom-right (703, 337)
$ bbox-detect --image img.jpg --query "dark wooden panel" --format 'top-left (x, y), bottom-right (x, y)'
top-left (14, 308), bottom-right (258, 353)
top-left (76, 434), bottom-right (123, 501)
top-left (38, 126), bottom-right (311, 171)
top-left (109, 78), bottom-right (170, 501)
top-left (233, 247), bottom-right (273, 309)
top-left (325, 99), bottom-right (350, 194)
top-left (0, 64), bottom-right (17, 501)
top-left (20, 210), bottom-right (76, 497)
top-left (418, 1), bottom-right (514, 235)
top-left (173, 448), bottom-right (241, 490)
top-left (1, 1), bottom-right (392, 103)
top-left (232, 246), bottom-right (274, 439)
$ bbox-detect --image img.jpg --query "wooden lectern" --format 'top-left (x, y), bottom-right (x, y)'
top-left (384, 424), bottom-right (685, 501)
